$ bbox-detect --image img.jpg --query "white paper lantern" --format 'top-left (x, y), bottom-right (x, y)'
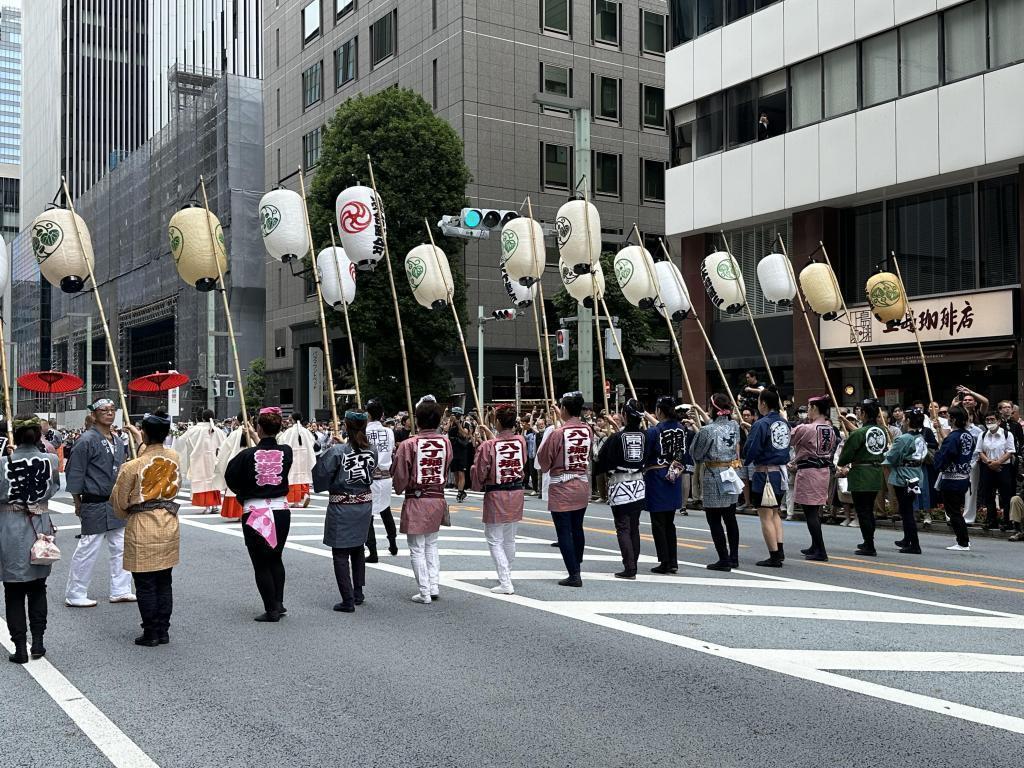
top-left (168, 205), bottom-right (229, 292)
top-left (30, 208), bottom-right (95, 293)
top-left (614, 246), bottom-right (658, 309)
top-left (336, 185), bottom-right (386, 271)
top-left (555, 200), bottom-right (601, 275)
top-left (406, 244), bottom-right (454, 310)
top-left (757, 252), bottom-right (797, 306)
top-left (259, 189), bottom-right (309, 263)
top-left (655, 261), bottom-right (692, 321)
top-left (701, 251), bottom-right (747, 314)
top-left (501, 267), bottom-right (536, 307)
top-left (799, 262), bottom-right (843, 319)
top-left (317, 247), bottom-right (356, 309)
top-left (500, 218), bottom-right (545, 286)
top-left (0, 233), bottom-right (9, 293)
top-left (559, 257), bottom-right (604, 308)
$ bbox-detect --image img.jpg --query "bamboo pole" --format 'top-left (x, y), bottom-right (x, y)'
top-left (818, 241), bottom-right (878, 400)
top-left (423, 220), bottom-right (485, 426)
top-left (0, 297), bottom-right (15, 451)
top-left (525, 197), bottom-right (558, 412)
top-left (596, 296), bottom-right (637, 401)
top-left (890, 252), bottom-right (934, 404)
top-left (720, 230), bottom-right (775, 386)
top-left (61, 177), bottom-right (136, 458)
top-left (529, 298), bottom-right (550, 413)
top-left (366, 155), bottom-right (415, 430)
top-left (776, 234), bottom-right (847, 436)
top-left (328, 224), bottom-right (362, 409)
top-left (297, 169), bottom-right (342, 436)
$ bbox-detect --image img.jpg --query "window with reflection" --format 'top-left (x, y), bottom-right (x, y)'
top-left (899, 16), bottom-right (939, 94)
top-left (696, 93), bottom-right (724, 156)
top-left (862, 30), bottom-right (898, 107)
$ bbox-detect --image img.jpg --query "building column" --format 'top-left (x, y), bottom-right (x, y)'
top-left (1016, 164), bottom-right (1024, 407)
top-left (791, 207), bottom-right (841, 406)
top-left (678, 233), bottom-right (710, 407)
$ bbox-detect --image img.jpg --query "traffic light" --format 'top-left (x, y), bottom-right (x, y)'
top-left (461, 207), bottom-right (519, 233)
top-left (492, 308), bottom-right (517, 320)
top-left (556, 328), bottom-right (570, 361)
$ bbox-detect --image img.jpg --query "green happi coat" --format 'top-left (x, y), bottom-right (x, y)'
top-left (836, 423), bottom-right (887, 493)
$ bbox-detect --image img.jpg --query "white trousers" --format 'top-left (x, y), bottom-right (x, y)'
top-left (407, 532), bottom-right (440, 597)
top-left (65, 529), bottom-right (134, 601)
top-left (484, 522), bottom-right (517, 588)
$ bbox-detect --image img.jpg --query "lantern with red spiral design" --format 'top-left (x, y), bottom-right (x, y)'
top-left (335, 186), bottom-right (386, 271)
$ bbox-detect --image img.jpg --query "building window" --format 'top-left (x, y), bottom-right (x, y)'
top-left (990, 0), bottom-right (1024, 67)
top-left (594, 1), bottom-right (620, 46)
top-left (642, 84), bottom-right (665, 130)
top-left (790, 58), bottom-right (821, 129)
top-left (944, 0), bottom-right (987, 82)
top-left (432, 0), bottom-right (438, 29)
top-left (695, 93), bottom-right (724, 156)
top-left (642, 10), bottom-right (666, 55)
top-left (303, 127), bottom-right (323, 169)
top-left (642, 159), bottom-right (666, 202)
top-left (432, 58), bottom-right (438, 108)
top-left (335, 37), bottom-right (357, 88)
top-left (541, 62), bottom-right (572, 97)
top-left (757, 70), bottom-right (786, 139)
top-left (899, 15), bottom-right (939, 95)
top-left (979, 175), bottom-right (1020, 288)
top-left (594, 75), bottom-right (620, 122)
top-left (336, 0), bottom-right (354, 21)
top-left (370, 10), bottom-right (397, 68)
top-left (302, 0), bottom-right (321, 45)
top-left (718, 218), bottom-right (793, 319)
top-left (670, 103), bottom-right (695, 166)
top-left (276, 88), bottom-right (280, 127)
top-left (861, 30), bottom-right (898, 107)
top-left (726, 82), bottom-right (755, 146)
top-left (543, 0), bottom-right (571, 35)
top-left (593, 152), bottom-right (620, 197)
top-left (697, 0), bottom-right (723, 37)
top-left (302, 61), bottom-right (323, 110)
top-left (541, 142), bottom-right (571, 189)
top-left (824, 44), bottom-right (857, 118)
top-left (275, 27), bottom-right (280, 68)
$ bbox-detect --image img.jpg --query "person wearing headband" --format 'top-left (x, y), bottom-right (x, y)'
top-left (364, 399), bottom-right (399, 561)
top-left (64, 398), bottom-right (135, 608)
top-left (313, 409), bottom-right (378, 612)
top-left (836, 398), bottom-right (886, 557)
top-left (224, 407), bottom-right (293, 622)
top-left (594, 399), bottom-right (647, 579)
top-left (278, 411), bottom-right (317, 509)
top-left (882, 407), bottom-right (930, 555)
top-left (790, 395), bottom-right (838, 562)
top-left (744, 386), bottom-right (791, 568)
top-left (645, 395), bottom-right (697, 574)
top-left (172, 409), bottom-right (226, 515)
top-left (691, 394), bottom-right (742, 571)
top-left (111, 410), bottom-right (181, 646)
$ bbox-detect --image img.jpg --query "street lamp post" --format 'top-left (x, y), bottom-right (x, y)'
top-left (66, 312), bottom-right (93, 404)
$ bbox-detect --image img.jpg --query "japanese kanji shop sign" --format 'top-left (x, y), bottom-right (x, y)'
top-left (819, 289), bottom-right (1015, 351)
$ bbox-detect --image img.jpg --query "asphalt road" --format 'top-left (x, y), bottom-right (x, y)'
top-left (2, 485), bottom-right (1023, 768)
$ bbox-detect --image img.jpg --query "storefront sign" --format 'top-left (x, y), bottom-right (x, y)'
top-left (819, 289), bottom-right (1015, 351)
top-left (308, 347), bottom-right (324, 412)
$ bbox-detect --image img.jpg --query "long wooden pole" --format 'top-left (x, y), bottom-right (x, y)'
top-left (366, 157), bottom-right (415, 429)
top-left (297, 169), bottom-right (342, 435)
top-left (198, 176), bottom-right (251, 442)
top-left (328, 224), bottom-right (362, 409)
top-left (423, 220), bottom-right (485, 426)
top-left (776, 234), bottom-right (847, 436)
top-left (818, 241), bottom-right (878, 400)
top-left (525, 197), bottom-right (558, 411)
top-left (61, 177), bottom-right (136, 458)
top-left (529, 298), bottom-right (550, 411)
top-left (720, 230), bottom-right (775, 385)
top-left (596, 296), bottom-right (637, 401)
top-left (0, 292), bottom-right (15, 451)
top-left (890, 252), bottom-right (934, 404)
top-left (579, 184), bottom-right (609, 414)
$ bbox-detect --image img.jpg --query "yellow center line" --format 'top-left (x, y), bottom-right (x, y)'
top-left (809, 561), bottom-right (1024, 595)
top-left (825, 555), bottom-right (1024, 586)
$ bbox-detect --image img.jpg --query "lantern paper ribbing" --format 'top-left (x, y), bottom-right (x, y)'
top-left (614, 246), bottom-right (658, 308)
top-left (336, 185), bottom-right (386, 271)
top-left (702, 251), bottom-right (746, 314)
top-left (757, 252), bottom-right (798, 306)
top-left (655, 261), bottom-right (692, 321)
top-left (0, 233), bottom-right (8, 292)
top-left (799, 262), bottom-right (843, 319)
top-left (559, 257), bottom-right (604, 307)
top-left (500, 218), bottom-right (545, 286)
top-left (30, 208), bottom-right (95, 294)
top-left (259, 189), bottom-right (309, 263)
top-left (502, 267), bottom-right (535, 307)
top-left (406, 244), bottom-right (454, 310)
top-left (555, 200), bottom-right (601, 275)
top-left (317, 247), bottom-right (356, 309)
top-left (866, 272), bottom-right (907, 324)
top-left (168, 206), bottom-right (229, 292)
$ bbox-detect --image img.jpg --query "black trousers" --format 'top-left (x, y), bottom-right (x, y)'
top-left (611, 507), bottom-right (641, 574)
top-left (851, 490), bottom-right (878, 550)
top-left (649, 509), bottom-right (678, 567)
top-left (551, 508), bottom-right (586, 575)
top-left (526, 463), bottom-right (538, 491)
top-left (3, 579), bottom-right (47, 644)
top-left (894, 487), bottom-right (919, 548)
top-left (332, 546), bottom-right (366, 607)
top-left (942, 489), bottom-right (971, 547)
top-left (979, 464), bottom-right (1014, 527)
top-left (802, 504), bottom-right (828, 557)
top-left (705, 506), bottom-right (739, 564)
top-left (365, 507), bottom-right (398, 554)
top-left (242, 508), bottom-right (291, 613)
top-left (134, 569), bottom-right (173, 634)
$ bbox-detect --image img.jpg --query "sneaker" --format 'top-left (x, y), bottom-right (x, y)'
top-left (65, 598), bottom-right (98, 608)
top-left (410, 594), bottom-right (432, 604)
top-left (946, 543), bottom-right (971, 551)
top-left (109, 594), bottom-right (138, 603)
top-left (490, 584), bottom-right (515, 594)
top-left (1010, 532), bottom-right (1023, 542)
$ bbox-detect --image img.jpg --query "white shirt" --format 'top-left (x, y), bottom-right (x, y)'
top-left (366, 421), bottom-right (395, 471)
top-left (978, 428), bottom-right (1016, 462)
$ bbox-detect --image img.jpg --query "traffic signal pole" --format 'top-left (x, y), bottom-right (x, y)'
top-left (477, 305), bottom-right (485, 410)
top-left (574, 107), bottom-right (595, 406)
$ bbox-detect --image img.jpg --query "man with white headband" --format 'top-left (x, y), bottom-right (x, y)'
top-left (64, 399), bottom-right (136, 607)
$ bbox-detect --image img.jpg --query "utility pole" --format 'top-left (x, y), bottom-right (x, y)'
top-left (477, 305), bottom-right (484, 409)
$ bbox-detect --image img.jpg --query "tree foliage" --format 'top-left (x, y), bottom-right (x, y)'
top-left (307, 89), bottom-right (471, 411)
top-left (244, 357), bottom-right (266, 415)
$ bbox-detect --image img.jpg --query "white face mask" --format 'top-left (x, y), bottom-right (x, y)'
top-left (987, 423), bottom-right (999, 432)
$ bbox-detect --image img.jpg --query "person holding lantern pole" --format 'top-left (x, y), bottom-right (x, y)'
top-left (644, 396), bottom-right (694, 575)
top-left (691, 394), bottom-right (743, 571)
top-left (364, 399), bottom-right (399, 560)
top-left (743, 386), bottom-right (792, 568)
top-left (789, 395), bottom-right (839, 561)
top-left (836, 399), bottom-right (887, 557)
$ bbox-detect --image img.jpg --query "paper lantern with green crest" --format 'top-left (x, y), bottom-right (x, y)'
top-left (30, 208), bottom-right (95, 293)
top-left (500, 218), bottom-right (545, 286)
top-left (865, 272), bottom-right (907, 324)
top-left (406, 244), bottom-right (454, 310)
top-left (168, 204), bottom-right (229, 292)
top-left (614, 246), bottom-right (658, 309)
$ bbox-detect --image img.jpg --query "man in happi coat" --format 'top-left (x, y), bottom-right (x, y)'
top-left (278, 412), bottom-right (317, 507)
top-left (174, 409), bottom-right (226, 514)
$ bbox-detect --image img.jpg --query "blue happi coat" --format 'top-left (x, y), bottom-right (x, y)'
top-left (644, 419), bottom-right (694, 513)
top-left (743, 411), bottom-right (791, 496)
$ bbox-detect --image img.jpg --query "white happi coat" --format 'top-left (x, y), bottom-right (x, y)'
top-left (366, 420), bottom-right (395, 513)
top-left (278, 423), bottom-right (317, 486)
top-left (214, 427), bottom-right (249, 501)
top-left (174, 420), bottom-right (227, 494)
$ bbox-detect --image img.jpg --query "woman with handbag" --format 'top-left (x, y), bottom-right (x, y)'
top-left (111, 411), bottom-right (181, 646)
top-left (312, 410), bottom-right (378, 613)
top-left (0, 415), bottom-right (61, 663)
top-left (743, 386), bottom-right (792, 568)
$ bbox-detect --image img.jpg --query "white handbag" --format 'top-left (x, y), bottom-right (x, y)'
top-left (29, 515), bottom-right (61, 564)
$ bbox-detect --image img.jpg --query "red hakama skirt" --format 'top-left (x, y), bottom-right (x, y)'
top-left (220, 496), bottom-right (243, 519)
top-left (287, 484), bottom-right (309, 504)
top-left (192, 490), bottom-right (222, 508)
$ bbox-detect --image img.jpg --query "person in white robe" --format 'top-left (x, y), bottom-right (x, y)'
top-left (174, 409), bottom-right (226, 514)
top-left (278, 412), bottom-right (318, 507)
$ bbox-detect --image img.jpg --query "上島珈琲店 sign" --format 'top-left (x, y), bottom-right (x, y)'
top-left (819, 289), bottom-right (1015, 351)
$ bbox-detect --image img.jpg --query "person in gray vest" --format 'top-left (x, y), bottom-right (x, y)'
top-left (64, 399), bottom-right (136, 607)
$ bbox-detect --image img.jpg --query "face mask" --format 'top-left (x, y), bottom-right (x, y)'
top-left (987, 423), bottom-right (999, 432)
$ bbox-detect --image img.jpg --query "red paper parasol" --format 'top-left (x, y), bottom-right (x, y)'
top-left (128, 371), bottom-right (190, 393)
top-left (17, 370), bottom-right (84, 395)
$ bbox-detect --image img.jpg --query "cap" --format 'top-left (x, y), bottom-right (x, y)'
top-left (451, 406), bottom-right (464, 416)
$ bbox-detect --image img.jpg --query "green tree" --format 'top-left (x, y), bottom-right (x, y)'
top-left (244, 357), bottom-right (266, 415)
top-left (551, 251), bottom-right (657, 396)
top-left (307, 88), bottom-right (471, 411)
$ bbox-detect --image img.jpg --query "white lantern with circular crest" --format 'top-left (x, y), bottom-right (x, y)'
top-left (406, 244), bottom-right (454, 310)
top-left (555, 200), bottom-right (601, 276)
top-left (336, 185), bottom-right (386, 271)
top-left (701, 251), bottom-right (747, 314)
top-left (614, 246), bottom-right (658, 309)
top-left (500, 217), bottom-right (545, 286)
top-left (259, 188), bottom-right (309, 263)
top-left (30, 208), bottom-right (95, 293)
top-left (559, 256), bottom-right (605, 308)
top-left (317, 247), bottom-right (356, 309)
top-left (167, 204), bottom-right (229, 292)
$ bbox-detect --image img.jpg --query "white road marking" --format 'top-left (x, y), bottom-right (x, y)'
top-left (441, 571), bottom-right (850, 590)
top-left (726, 649), bottom-right (1024, 673)
top-left (0, 617), bottom-right (160, 768)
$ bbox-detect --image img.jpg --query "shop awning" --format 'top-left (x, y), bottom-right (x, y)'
top-left (826, 346), bottom-right (1015, 368)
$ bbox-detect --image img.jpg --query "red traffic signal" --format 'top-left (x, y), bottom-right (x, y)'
top-left (492, 309), bottom-right (517, 320)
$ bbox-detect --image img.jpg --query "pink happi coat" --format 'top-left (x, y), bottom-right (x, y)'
top-left (470, 430), bottom-right (527, 524)
top-left (391, 429), bottom-right (453, 535)
top-left (790, 416), bottom-right (839, 506)
top-left (537, 417), bottom-right (593, 512)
